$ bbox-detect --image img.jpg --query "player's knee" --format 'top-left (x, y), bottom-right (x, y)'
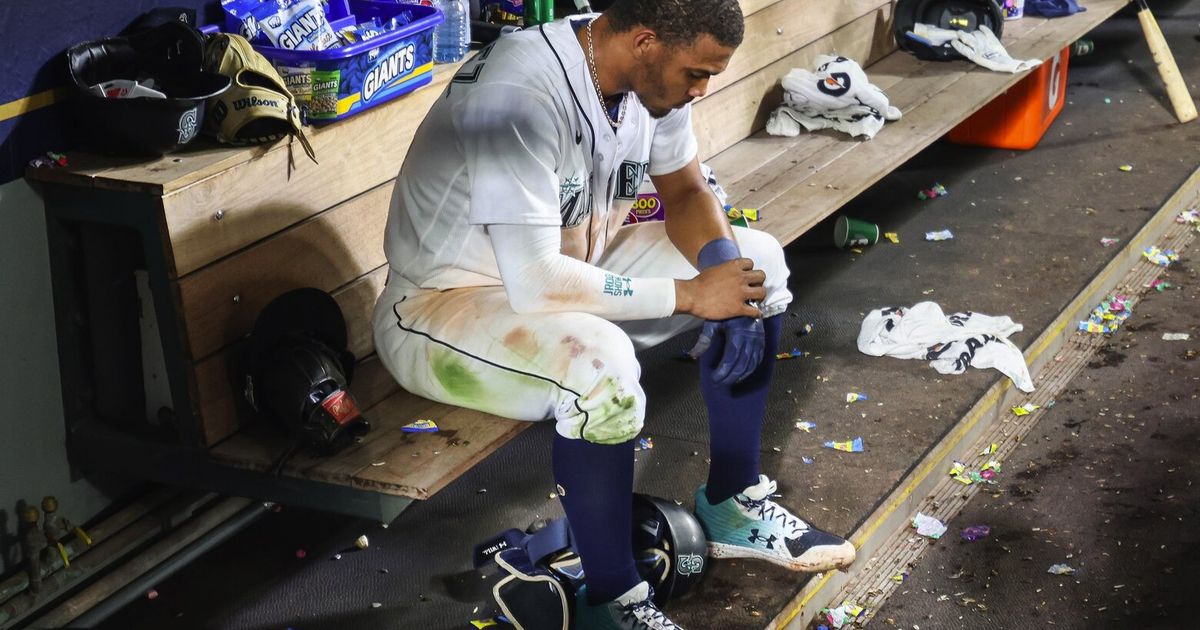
top-left (555, 322), bottom-right (646, 444)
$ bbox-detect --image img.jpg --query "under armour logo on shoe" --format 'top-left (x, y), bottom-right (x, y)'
top-left (748, 529), bottom-right (777, 549)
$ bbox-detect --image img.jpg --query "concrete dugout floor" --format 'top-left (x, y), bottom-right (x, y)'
top-left (95, 3), bottom-right (1200, 629)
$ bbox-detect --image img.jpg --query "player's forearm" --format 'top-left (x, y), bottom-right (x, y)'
top-left (663, 185), bottom-right (736, 269)
top-left (489, 224), bottom-right (676, 320)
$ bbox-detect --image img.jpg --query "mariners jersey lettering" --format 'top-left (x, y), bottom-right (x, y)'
top-left (383, 16), bottom-right (698, 291)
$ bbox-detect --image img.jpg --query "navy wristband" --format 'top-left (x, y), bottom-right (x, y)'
top-left (697, 238), bottom-right (739, 271)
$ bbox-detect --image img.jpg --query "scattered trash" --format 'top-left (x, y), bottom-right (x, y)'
top-left (982, 460), bottom-right (1001, 473)
top-left (802, 456), bottom-right (815, 464)
top-left (846, 392), bottom-right (868, 403)
top-left (470, 620), bottom-right (499, 629)
top-left (333, 553), bottom-right (342, 560)
top-left (960, 525), bottom-right (991, 541)
top-left (980, 468), bottom-right (998, 481)
top-left (1047, 564), bottom-right (1076, 575)
top-left (28, 151), bottom-right (69, 169)
top-left (1104, 97), bottom-right (1112, 104)
top-left (1012, 402), bottom-right (1040, 416)
top-left (1100, 237), bottom-right (1120, 247)
top-left (1142, 246), bottom-right (1179, 267)
top-left (980, 443), bottom-right (997, 456)
top-left (821, 602), bottom-right (866, 628)
top-left (1163, 333), bottom-right (1191, 341)
top-left (356, 535), bottom-right (370, 550)
top-left (295, 549), bottom-right (307, 559)
top-left (824, 437), bottom-right (864, 453)
top-left (401, 419), bottom-right (440, 433)
top-left (917, 183), bottom-right (948, 200)
top-left (1078, 294), bottom-right (1135, 334)
top-left (1177, 208), bottom-right (1200, 225)
top-left (1148, 279), bottom-right (1173, 292)
top-left (776, 348), bottom-right (810, 360)
top-left (924, 229), bottom-right (955, 241)
top-left (371, 461), bottom-right (386, 467)
top-left (1118, 164), bottom-right (1133, 172)
top-left (912, 513), bottom-right (947, 539)
top-left (884, 232), bottom-right (901, 244)
top-left (371, 602), bottom-right (382, 608)
top-left (795, 420), bottom-right (816, 432)
top-left (146, 588), bottom-right (159, 600)
top-left (635, 437), bottom-right (654, 451)
top-left (892, 571), bottom-right (908, 582)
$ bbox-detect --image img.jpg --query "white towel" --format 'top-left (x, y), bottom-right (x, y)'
top-left (858, 302), bottom-right (1035, 392)
top-left (767, 55), bottom-right (901, 140)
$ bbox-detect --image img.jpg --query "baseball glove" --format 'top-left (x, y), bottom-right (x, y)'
top-left (203, 33), bottom-right (316, 163)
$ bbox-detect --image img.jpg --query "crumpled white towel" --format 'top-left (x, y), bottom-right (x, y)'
top-left (914, 23), bottom-right (1043, 73)
top-left (857, 301), bottom-right (1035, 392)
top-left (766, 54), bottom-right (901, 140)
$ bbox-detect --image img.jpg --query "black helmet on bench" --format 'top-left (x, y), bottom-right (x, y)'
top-left (242, 288), bottom-right (370, 456)
top-left (65, 21), bottom-right (230, 155)
top-left (894, 0), bottom-right (1005, 61)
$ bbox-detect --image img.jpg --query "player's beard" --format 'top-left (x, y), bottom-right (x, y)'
top-left (636, 63), bottom-right (690, 119)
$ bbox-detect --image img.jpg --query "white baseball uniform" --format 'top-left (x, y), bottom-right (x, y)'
top-left (374, 16), bottom-right (792, 444)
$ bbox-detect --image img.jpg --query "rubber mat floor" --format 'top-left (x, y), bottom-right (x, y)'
top-left (96, 2), bottom-right (1200, 629)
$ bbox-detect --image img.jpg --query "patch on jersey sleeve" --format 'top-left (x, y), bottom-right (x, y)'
top-left (559, 175), bottom-right (592, 228)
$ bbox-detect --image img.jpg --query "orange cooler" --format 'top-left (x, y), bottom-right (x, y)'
top-left (948, 46), bottom-right (1070, 150)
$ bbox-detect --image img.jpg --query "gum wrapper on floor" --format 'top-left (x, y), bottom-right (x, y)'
top-left (1142, 245), bottom-right (1179, 267)
top-left (1012, 402), bottom-right (1040, 416)
top-left (824, 437), bottom-right (864, 453)
top-left (925, 229), bottom-right (954, 241)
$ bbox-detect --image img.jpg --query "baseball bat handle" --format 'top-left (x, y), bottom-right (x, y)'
top-left (1136, 1), bottom-right (1197, 123)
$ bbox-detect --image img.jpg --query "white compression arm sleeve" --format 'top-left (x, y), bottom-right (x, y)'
top-left (487, 223), bottom-right (676, 320)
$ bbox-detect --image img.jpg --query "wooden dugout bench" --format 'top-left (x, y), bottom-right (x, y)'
top-left (28, 0), bottom-right (1127, 522)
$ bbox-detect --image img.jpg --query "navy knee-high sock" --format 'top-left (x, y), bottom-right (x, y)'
top-left (553, 433), bottom-right (641, 605)
top-left (702, 314), bottom-right (784, 505)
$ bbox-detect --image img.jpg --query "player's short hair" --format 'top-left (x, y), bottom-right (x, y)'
top-left (604, 0), bottom-right (745, 49)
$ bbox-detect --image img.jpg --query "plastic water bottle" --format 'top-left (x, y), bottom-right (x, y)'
top-left (433, 0), bottom-right (470, 63)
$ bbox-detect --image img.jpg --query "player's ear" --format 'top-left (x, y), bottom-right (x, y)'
top-left (631, 29), bottom-right (659, 59)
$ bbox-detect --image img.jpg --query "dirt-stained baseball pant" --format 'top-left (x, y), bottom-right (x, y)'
top-left (372, 221), bottom-right (792, 444)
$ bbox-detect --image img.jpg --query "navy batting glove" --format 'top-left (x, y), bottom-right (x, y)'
top-left (691, 316), bottom-right (765, 385)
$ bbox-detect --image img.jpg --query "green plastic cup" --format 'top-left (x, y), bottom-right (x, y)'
top-left (833, 215), bottom-right (880, 248)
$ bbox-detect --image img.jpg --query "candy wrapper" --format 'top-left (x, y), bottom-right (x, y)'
top-left (925, 229), bottom-right (954, 241)
top-left (845, 392), bottom-right (868, 403)
top-left (401, 419), bottom-right (439, 433)
top-left (824, 437), bottom-right (864, 453)
top-left (1142, 245), bottom-right (1179, 267)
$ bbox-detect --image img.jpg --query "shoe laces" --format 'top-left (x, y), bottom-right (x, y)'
top-left (735, 479), bottom-right (810, 538)
top-left (620, 597), bottom-right (681, 630)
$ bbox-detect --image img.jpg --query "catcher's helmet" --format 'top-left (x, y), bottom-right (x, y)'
top-left (65, 21), bottom-right (230, 155)
top-left (893, 0), bottom-right (1004, 61)
top-left (242, 288), bottom-right (369, 455)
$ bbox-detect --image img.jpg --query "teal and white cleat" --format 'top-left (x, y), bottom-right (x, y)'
top-left (694, 475), bottom-right (856, 572)
top-left (574, 582), bottom-right (685, 630)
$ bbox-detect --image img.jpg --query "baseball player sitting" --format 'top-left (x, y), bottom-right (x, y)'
top-left (373, 1), bottom-right (856, 627)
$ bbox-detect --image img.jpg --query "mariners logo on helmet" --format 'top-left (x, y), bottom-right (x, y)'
top-left (177, 108), bottom-right (199, 144)
top-left (677, 553), bottom-right (704, 576)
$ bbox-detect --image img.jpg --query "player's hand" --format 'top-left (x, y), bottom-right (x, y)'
top-left (677, 258), bottom-right (765, 320)
top-left (689, 316), bottom-right (766, 385)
